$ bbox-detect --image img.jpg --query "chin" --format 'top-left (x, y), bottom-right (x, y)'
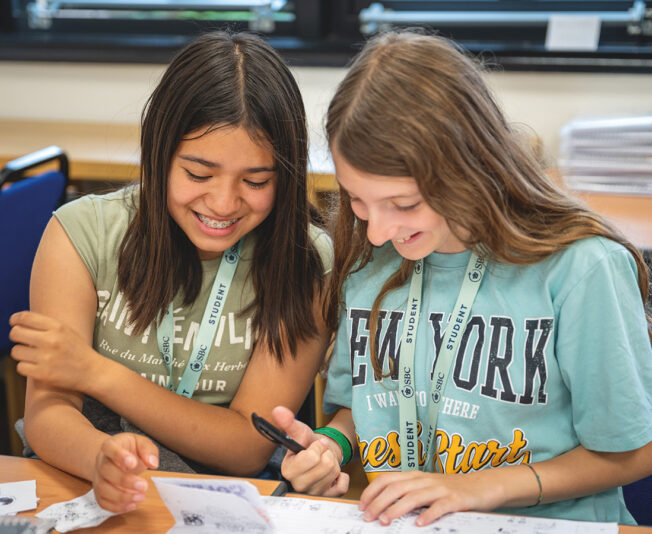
top-left (392, 246), bottom-right (428, 261)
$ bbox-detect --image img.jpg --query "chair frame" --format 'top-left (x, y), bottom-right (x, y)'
top-left (0, 145), bottom-right (69, 202)
top-left (1, 145), bottom-right (69, 456)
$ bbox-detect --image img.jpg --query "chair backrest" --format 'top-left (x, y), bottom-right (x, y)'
top-left (0, 146), bottom-right (69, 353)
top-left (623, 475), bottom-right (652, 525)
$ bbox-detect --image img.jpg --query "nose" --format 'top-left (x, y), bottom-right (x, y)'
top-left (365, 210), bottom-right (396, 247)
top-left (205, 181), bottom-right (241, 216)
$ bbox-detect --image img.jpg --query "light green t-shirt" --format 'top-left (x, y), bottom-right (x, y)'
top-left (325, 237), bottom-right (652, 524)
top-left (55, 187), bottom-right (333, 407)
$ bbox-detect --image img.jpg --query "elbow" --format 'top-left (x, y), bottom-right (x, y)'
top-left (22, 412), bottom-right (39, 454)
top-left (217, 447), bottom-right (275, 478)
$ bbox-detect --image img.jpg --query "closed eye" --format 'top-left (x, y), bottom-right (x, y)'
top-left (184, 168), bottom-right (211, 181)
top-left (244, 178), bottom-right (272, 189)
top-left (395, 202), bottom-right (421, 212)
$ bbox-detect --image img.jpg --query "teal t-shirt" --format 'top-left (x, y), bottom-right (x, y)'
top-left (324, 237), bottom-right (652, 524)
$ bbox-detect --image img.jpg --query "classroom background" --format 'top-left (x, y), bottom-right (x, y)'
top-left (1, 3), bottom-right (652, 516)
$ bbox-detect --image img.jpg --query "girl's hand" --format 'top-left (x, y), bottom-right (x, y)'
top-left (359, 470), bottom-right (496, 526)
top-left (92, 433), bottom-right (159, 513)
top-left (9, 311), bottom-right (100, 391)
top-left (272, 406), bottom-right (350, 497)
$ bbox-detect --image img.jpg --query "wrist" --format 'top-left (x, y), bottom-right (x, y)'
top-left (487, 463), bottom-right (544, 509)
top-left (84, 350), bottom-right (117, 398)
top-left (318, 435), bottom-right (344, 464)
top-left (313, 427), bottom-right (353, 466)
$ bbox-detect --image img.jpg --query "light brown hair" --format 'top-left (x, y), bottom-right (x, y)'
top-left (324, 31), bottom-right (651, 377)
top-left (119, 31), bottom-right (324, 362)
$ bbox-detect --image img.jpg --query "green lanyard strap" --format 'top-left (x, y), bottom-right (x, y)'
top-left (157, 239), bottom-right (243, 398)
top-left (397, 252), bottom-right (486, 472)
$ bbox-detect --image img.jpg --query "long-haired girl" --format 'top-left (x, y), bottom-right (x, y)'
top-left (10, 31), bottom-right (332, 512)
top-left (274, 31), bottom-right (652, 526)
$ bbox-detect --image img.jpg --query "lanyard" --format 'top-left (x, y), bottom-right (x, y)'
top-left (397, 252), bottom-right (486, 472)
top-left (157, 239), bottom-right (243, 398)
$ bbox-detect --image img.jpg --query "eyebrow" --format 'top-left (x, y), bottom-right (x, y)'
top-left (346, 190), bottom-right (421, 201)
top-left (179, 155), bottom-right (276, 173)
top-left (336, 177), bottom-right (420, 201)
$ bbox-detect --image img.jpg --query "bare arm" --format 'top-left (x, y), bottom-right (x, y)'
top-left (87, 308), bottom-right (329, 475)
top-left (14, 217), bottom-right (330, 477)
top-left (359, 441), bottom-right (652, 526)
top-left (21, 217), bottom-right (108, 481)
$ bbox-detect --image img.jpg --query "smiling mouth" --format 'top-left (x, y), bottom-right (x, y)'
top-left (196, 213), bottom-right (240, 229)
top-left (394, 232), bottom-right (420, 244)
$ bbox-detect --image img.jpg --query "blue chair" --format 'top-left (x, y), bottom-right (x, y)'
top-left (1, 146), bottom-right (68, 455)
top-left (0, 146), bottom-right (69, 353)
top-left (623, 475), bottom-right (652, 525)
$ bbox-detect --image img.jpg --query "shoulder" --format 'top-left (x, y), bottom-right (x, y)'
top-left (544, 236), bottom-right (634, 277)
top-left (528, 236), bottom-right (638, 305)
top-left (55, 186), bottom-right (137, 226)
top-left (52, 187), bottom-right (139, 280)
top-left (344, 243), bottom-right (403, 294)
top-left (308, 223), bottom-right (334, 274)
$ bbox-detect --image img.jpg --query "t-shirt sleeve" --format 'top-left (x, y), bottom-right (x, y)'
top-left (555, 245), bottom-right (652, 452)
top-left (53, 194), bottom-right (100, 283)
top-left (323, 307), bottom-right (354, 414)
top-left (309, 225), bottom-right (334, 276)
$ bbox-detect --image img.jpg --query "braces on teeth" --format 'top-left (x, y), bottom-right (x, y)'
top-left (198, 214), bottom-right (237, 229)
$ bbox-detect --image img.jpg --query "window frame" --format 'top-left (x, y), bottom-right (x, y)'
top-left (0, 0), bottom-right (650, 72)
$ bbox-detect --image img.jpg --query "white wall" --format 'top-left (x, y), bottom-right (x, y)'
top-left (1, 61), bottom-right (651, 166)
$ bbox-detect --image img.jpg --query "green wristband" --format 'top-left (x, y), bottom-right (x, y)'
top-left (313, 427), bottom-right (353, 466)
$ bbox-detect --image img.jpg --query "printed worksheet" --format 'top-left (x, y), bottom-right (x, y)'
top-left (259, 497), bottom-right (619, 534)
top-left (153, 477), bottom-right (272, 534)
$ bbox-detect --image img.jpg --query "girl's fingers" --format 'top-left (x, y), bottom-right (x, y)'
top-left (282, 440), bottom-right (341, 494)
top-left (9, 311), bottom-right (56, 330)
top-left (376, 487), bottom-right (447, 526)
top-left (94, 476), bottom-right (144, 512)
top-left (416, 496), bottom-right (466, 527)
top-left (133, 434), bottom-right (159, 470)
top-left (100, 436), bottom-right (138, 470)
top-left (14, 361), bottom-right (39, 379)
top-left (360, 471), bottom-right (412, 508)
top-left (272, 406), bottom-right (316, 447)
top-left (96, 454), bottom-right (148, 494)
top-left (281, 439), bottom-right (327, 480)
top-left (322, 472), bottom-right (350, 498)
top-left (9, 324), bottom-right (44, 348)
top-left (300, 456), bottom-right (341, 495)
top-left (362, 475), bottom-right (431, 522)
top-left (10, 344), bottom-right (37, 364)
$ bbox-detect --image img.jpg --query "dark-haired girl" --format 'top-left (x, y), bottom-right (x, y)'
top-left (9, 31), bottom-right (331, 513)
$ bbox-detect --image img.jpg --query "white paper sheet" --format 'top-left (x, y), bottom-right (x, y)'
top-left (35, 489), bottom-right (117, 532)
top-left (0, 480), bottom-right (38, 515)
top-left (260, 496), bottom-right (619, 534)
top-left (152, 477), bottom-right (272, 534)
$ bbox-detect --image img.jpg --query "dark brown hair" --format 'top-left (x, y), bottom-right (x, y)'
top-left (324, 31), bottom-right (651, 376)
top-left (118, 31), bottom-right (324, 362)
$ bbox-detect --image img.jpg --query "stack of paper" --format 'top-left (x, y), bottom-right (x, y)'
top-left (558, 115), bottom-right (652, 195)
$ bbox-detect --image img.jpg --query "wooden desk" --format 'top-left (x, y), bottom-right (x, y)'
top-left (0, 120), bottom-right (140, 182)
top-left (2, 455), bottom-right (650, 533)
top-left (0, 119), bottom-right (337, 203)
top-left (3, 120), bottom-right (648, 249)
top-left (1, 455), bottom-right (282, 533)
top-left (574, 191), bottom-right (652, 251)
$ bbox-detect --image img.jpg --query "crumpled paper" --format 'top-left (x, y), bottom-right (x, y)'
top-left (35, 489), bottom-right (117, 532)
